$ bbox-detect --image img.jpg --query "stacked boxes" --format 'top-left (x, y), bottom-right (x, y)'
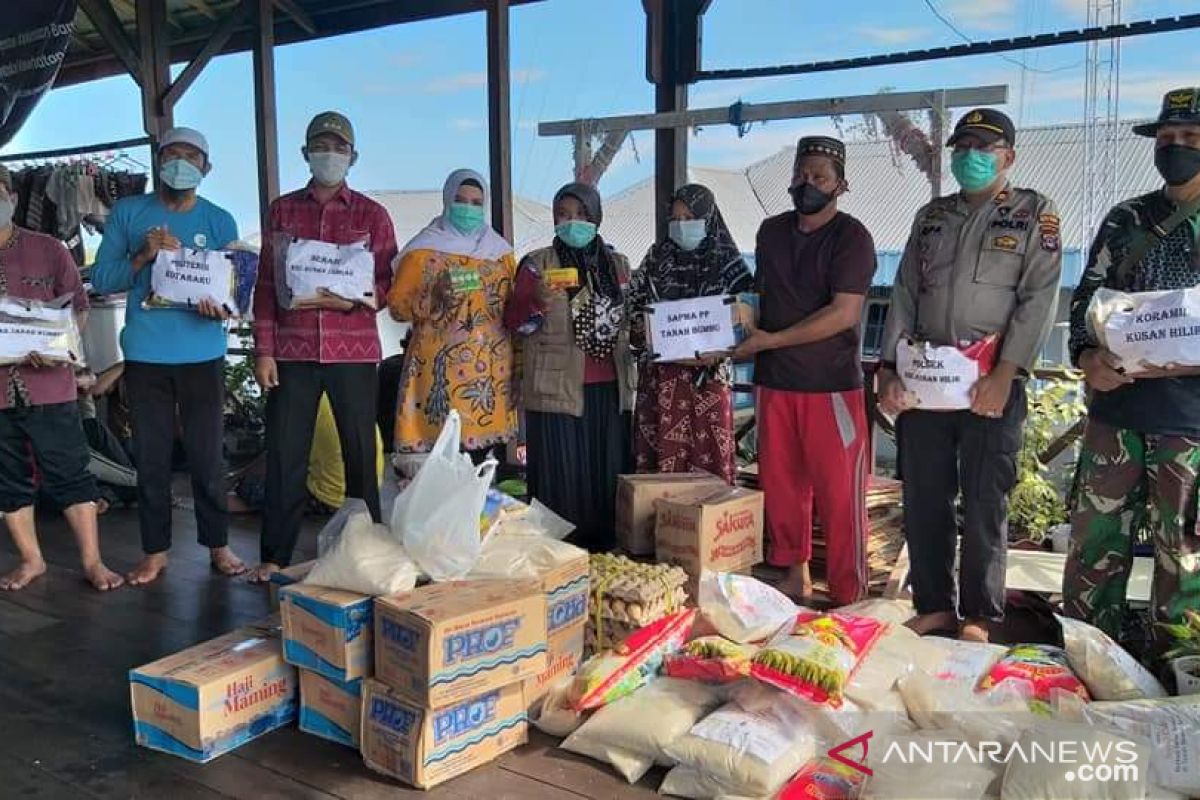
top-left (615, 472), bottom-right (728, 555)
top-left (279, 583), bottom-right (374, 749)
top-left (655, 486), bottom-right (765, 600)
top-left (268, 560), bottom-right (316, 611)
top-left (129, 617), bottom-right (298, 763)
top-left (522, 550), bottom-right (589, 712)
top-left (365, 580), bottom-right (547, 789)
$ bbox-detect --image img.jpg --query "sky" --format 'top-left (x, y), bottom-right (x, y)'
top-left (3, 0), bottom-right (1199, 237)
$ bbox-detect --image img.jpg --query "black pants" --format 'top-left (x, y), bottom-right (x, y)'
top-left (896, 379), bottom-right (1026, 621)
top-left (125, 360), bottom-right (228, 554)
top-left (526, 382), bottom-right (630, 553)
top-left (261, 362), bottom-right (380, 567)
top-left (0, 401), bottom-right (97, 513)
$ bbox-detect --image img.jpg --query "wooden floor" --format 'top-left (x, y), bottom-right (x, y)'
top-left (0, 499), bottom-right (661, 800)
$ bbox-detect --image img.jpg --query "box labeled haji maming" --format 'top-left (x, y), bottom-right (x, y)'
top-left (129, 618), bottom-right (298, 763)
top-left (361, 678), bottom-right (527, 789)
top-left (523, 622), bottom-right (585, 712)
top-left (269, 559), bottom-right (316, 611)
top-left (280, 583), bottom-right (373, 683)
top-left (375, 579), bottom-right (547, 708)
top-left (299, 669), bottom-right (362, 748)
top-left (616, 472), bottom-right (728, 556)
top-left (655, 487), bottom-right (765, 599)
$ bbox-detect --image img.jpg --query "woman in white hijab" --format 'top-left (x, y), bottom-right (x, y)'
top-left (388, 169), bottom-right (517, 460)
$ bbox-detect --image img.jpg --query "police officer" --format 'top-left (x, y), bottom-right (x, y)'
top-left (879, 108), bottom-right (1063, 642)
top-left (1064, 87), bottom-right (1200, 642)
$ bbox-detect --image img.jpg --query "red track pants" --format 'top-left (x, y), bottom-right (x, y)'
top-left (758, 386), bottom-right (869, 605)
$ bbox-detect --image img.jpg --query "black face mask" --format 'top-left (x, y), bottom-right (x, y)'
top-left (789, 183), bottom-right (834, 215)
top-left (1155, 144), bottom-right (1200, 187)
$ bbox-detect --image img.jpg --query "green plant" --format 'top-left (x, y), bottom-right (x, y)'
top-left (1009, 380), bottom-right (1086, 542)
top-left (1160, 609), bottom-right (1200, 661)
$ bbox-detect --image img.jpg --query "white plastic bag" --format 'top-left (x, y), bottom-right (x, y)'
top-left (999, 721), bottom-right (1150, 800)
top-left (1088, 286), bottom-right (1200, 371)
top-left (898, 669), bottom-right (1037, 747)
top-left (561, 678), bottom-right (722, 783)
top-left (863, 731), bottom-right (1003, 800)
top-left (1084, 697), bottom-right (1200, 796)
top-left (531, 677), bottom-right (586, 738)
top-left (390, 411), bottom-right (497, 581)
top-left (699, 572), bottom-right (797, 644)
top-left (1057, 615), bottom-right (1167, 702)
top-left (304, 510), bottom-right (418, 596)
top-left (316, 498), bottom-right (370, 558)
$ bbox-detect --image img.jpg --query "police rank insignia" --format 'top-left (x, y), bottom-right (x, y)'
top-left (992, 235), bottom-right (1019, 251)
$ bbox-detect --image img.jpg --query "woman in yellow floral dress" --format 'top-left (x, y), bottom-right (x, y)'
top-left (388, 169), bottom-right (517, 458)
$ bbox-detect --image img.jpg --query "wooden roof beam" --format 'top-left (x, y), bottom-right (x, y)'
top-left (274, 0), bottom-right (316, 35)
top-left (187, 0), bottom-right (218, 19)
top-left (77, 0), bottom-right (143, 85)
top-left (163, 0), bottom-right (254, 109)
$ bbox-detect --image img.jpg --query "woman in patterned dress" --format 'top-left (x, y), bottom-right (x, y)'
top-left (388, 170), bottom-right (517, 460)
top-left (630, 184), bottom-right (753, 483)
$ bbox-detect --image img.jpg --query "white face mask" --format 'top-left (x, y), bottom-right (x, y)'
top-left (0, 196), bottom-right (13, 228)
top-left (308, 152), bottom-right (352, 187)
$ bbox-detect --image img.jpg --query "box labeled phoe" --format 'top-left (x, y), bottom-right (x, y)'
top-left (280, 583), bottom-right (373, 683)
top-left (129, 618), bottom-right (297, 763)
top-left (299, 669), bottom-right (362, 748)
top-left (374, 579), bottom-right (547, 708)
top-left (361, 678), bottom-right (527, 789)
top-left (615, 472), bottom-right (728, 556)
top-left (655, 487), bottom-right (765, 599)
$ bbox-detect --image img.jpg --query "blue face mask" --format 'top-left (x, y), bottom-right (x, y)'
top-left (951, 149), bottom-right (999, 192)
top-left (159, 158), bottom-right (204, 191)
top-left (556, 220), bottom-right (597, 249)
top-left (448, 202), bottom-right (486, 234)
top-left (668, 219), bottom-right (707, 251)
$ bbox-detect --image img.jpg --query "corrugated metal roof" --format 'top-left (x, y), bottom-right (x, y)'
top-left (604, 119), bottom-right (1162, 264)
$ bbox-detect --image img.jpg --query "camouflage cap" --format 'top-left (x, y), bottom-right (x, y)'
top-left (1133, 87), bottom-right (1200, 137)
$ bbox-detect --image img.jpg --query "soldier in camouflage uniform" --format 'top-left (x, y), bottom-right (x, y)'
top-left (1064, 87), bottom-right (1200, 639)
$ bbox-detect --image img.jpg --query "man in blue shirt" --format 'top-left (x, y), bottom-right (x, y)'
top-left (92, 127), bottom-right (246, 585)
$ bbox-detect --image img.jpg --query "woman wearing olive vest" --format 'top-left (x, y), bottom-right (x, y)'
top-left (504, 183), bottom-right (634, 552)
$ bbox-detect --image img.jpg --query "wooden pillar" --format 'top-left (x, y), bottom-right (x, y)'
top-left (487, 0), bottom-right (514, 243)
top-left (655, 82), bottom-right (687, 238)
top-left (135, 0), bottom-right (173, 177)
top-left (253, 0), bottom-right (280, 233)
top-left (929, 90), bottom-right (948, 198)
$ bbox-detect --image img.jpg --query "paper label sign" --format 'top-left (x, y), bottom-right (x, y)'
top-left (647, 294), bottom-right (737, 363)
top-left (1090, 286), bottom-right (1200, 370)
top-left (896, 339), bottom-right (980, 411)
top-left (284, 238), bottom-right (376, 307)
top-left (0, 298), bottom-right (80, 365)
top-left (150, 248), bottom-right (235, 310)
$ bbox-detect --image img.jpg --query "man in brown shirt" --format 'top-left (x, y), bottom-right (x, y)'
top-left (735, 136), bottom-right (877, 604)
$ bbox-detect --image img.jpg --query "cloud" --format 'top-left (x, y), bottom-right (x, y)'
top-left (424, 68), bottom-right (545, 94)
top-left (856, 26), bottom-right (931, 45)
top-left (939, 0), bottom-right (1016, 32)
top-left (388, 51), bottom-right (422, 69)
top-left (450, 118), bottom-right (484, 131)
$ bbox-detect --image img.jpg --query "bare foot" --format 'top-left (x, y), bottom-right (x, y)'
top-left (246, 563), bottom-right (281, 584)
top-left (959, 618), bottom-right (991, 643)
top-left (96, 498), bottom-right (111, 516)
top-left (126, 553), bottom-right (168, 586)
top-left (84, 561), bottom-right (125, 591)
top-left (211, 546), bottom-right (247, 577)
top-left (905, 611), bottom-right (959, 635)
top-left (775, 563), bottom-right (813, 604)
top-left (0, 560), bottom-right (47, 591)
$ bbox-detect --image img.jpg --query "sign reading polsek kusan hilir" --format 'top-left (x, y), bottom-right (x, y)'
top-left (648, 295), bottom-right (736, 363)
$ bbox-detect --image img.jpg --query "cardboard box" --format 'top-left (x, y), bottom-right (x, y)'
top-left (269, 560), bottom-right (316, 611)
top-left (374, 580), bottom-right (547, 708)
top-left (130, 620), bottom-right (298, 763)
top-left (523, 621), bottom-right (585, 712)
top-left (280, 583), bottom-right (373, 682)
top-left (655, 487), bottom-right (765, 599)
top-left (615, 472), bottom-right (728, 556)
top-left (299, 669), bottom-right (362, 748)
top-left (361, 678), bottom-right (527, 789)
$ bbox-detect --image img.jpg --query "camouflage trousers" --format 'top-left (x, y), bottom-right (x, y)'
top-left (1062, 419), bottom-right (1200, 639)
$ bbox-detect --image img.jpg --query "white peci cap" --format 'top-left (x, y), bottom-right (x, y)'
top-left (159, 127), bottom-right (209, 158)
